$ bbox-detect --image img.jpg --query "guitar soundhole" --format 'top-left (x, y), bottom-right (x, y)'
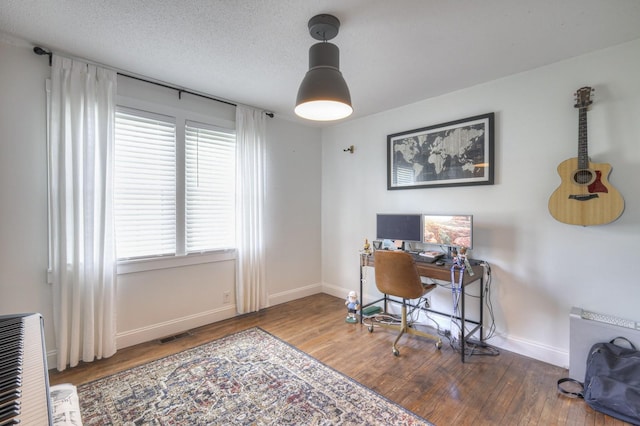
top-left (573, 169), bottom-right (594, 185)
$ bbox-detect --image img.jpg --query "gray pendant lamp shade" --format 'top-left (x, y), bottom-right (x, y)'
top-left (295, 15), bottom-right (353, 121)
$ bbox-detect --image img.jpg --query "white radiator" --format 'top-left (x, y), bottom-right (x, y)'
top-left (569, 307), bottom-right (640, 380)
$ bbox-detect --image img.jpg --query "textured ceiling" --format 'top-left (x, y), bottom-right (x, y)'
top-left (2, 0), bottom-right (640, 125)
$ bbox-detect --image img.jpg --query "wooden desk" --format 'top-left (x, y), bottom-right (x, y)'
top-left (359, 253), bottom-right (484, 362)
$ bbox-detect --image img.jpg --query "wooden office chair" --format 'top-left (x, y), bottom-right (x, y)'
top-left (369, 250), bottom-right (442, 356)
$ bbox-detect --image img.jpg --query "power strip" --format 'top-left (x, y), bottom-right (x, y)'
top-left (362, 305), bottom-right (382, 316)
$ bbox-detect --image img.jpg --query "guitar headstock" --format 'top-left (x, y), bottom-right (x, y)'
top-left (574, 86), bottom-right (594, 109)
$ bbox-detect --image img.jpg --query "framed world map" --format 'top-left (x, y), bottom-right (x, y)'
top-left (387, 113), bottom-right (494, 190)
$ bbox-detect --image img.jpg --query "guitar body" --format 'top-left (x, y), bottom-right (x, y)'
top-left (548, 157), bottom-right (624, 225)
top-left (548, 87), bottom-right (624, 226)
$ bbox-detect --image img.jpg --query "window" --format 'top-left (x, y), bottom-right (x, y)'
top-left (114, 107), bottom-right (236, 260)
top-left (114, 108), bottom-right (176, 259)
top-left (185, 121), bottom-right (236, 252)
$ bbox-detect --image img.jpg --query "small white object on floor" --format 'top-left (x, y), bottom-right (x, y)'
top-left (50, 383), bottom-right (83, 426)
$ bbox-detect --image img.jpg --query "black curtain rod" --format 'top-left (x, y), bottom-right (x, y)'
top-left (118, 73), bottom-right (236, 108)
top-left (33, 46), bottom-right (274, 117)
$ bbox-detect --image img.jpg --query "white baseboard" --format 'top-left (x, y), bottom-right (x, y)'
top-left (47, 286), bottom-right (324, 371)
top-left (117, 282), bottom-right (323, 349)
top-left (268, 282), bottom-right (322, 307)
top-left (47, 306), bottom-right (237, 371)
top-left (47, 286), bottom-right (568, 371)
top-left (487, 333), bottom-right (568, 368)
top-left (116, 305), bottom-right (237, 349)
top-left (322, 282), bottom-right (354, 300)
top-left (321, 281), bottom-right (569, 368)
top-left (46, 350), bottom-right (57, 372)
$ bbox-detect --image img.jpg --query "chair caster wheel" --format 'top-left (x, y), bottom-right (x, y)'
top-left (392, 348), bottom-right (400, 356)
top-left (435, 341), bottom-right (442, 349)
top-left (368, 325), bottom-right (373, 333)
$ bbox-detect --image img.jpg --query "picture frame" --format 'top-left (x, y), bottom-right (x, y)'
top-left (387, 112), bottom-right (494, 190)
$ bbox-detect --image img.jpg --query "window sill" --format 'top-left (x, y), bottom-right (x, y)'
top-left (116, 249), bottom-right (236, 275)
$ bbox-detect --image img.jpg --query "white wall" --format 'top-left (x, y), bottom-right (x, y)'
top-left (264, 119), bottom-right (323, 304)
top-left (0, 36), bottom-right (323, 364)
top-left (0, 35), bottom-right (53, 347)
top-left (320, 38), bottom-right (640, 367)
top-left (3, 30), bottom-right (638, 369)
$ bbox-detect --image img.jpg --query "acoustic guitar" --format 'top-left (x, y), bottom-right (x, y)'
top-left (548, 87), bottom-right (624, 226)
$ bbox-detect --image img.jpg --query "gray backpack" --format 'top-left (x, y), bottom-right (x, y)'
top-left (558, 337), bottom-right (640, 425)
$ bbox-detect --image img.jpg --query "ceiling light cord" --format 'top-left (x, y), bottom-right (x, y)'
top-left (32, 46), bottom-right (274, 118)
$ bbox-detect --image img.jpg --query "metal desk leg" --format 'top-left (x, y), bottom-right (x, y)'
top-left (359, 255), bottom-right (364, 324)
top-left (461, 275), bottom-right (484, 362)
top-left (461, 283), bottom-right (466, 363)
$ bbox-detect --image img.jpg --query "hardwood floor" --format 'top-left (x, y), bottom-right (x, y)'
top-left (49, 293), bottom-right (628, 425)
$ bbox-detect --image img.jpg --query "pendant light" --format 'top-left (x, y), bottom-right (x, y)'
top-left (295, 14), bottom-right (353, 121)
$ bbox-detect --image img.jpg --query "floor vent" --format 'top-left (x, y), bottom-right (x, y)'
top-left (159, 331), bottom-right (192, 344)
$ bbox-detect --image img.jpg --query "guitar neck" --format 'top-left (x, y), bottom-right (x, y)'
top-left (549, 86), bottom-right (625, 226)
top-left (577, 107), bottom-right (588, 169)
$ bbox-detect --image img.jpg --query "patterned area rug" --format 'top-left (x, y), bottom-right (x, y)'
top-left (77, 327), bottom-right (432, 425)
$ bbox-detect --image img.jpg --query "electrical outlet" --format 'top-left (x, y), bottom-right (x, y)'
top-left (223, 291), bottom-right (231, 304)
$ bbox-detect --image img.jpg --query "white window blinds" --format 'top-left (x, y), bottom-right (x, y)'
top-left (185, 121), bottom-right (236, 252)
top-left (114, 107), bottom-right (176, 259)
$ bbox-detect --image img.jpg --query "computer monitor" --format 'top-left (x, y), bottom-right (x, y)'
top-left (376, 214), bottom-right (422, 243)
top-left (422, 214), bottom-right (473, 250)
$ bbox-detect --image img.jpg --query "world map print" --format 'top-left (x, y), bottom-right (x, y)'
top-left (389, 119), bottom-right (490, 188)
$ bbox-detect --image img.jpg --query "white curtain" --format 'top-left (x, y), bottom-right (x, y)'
top-left (235, 105), bottom-right (267, 313)
top-left (48, 56), bottom-right (117, 371)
